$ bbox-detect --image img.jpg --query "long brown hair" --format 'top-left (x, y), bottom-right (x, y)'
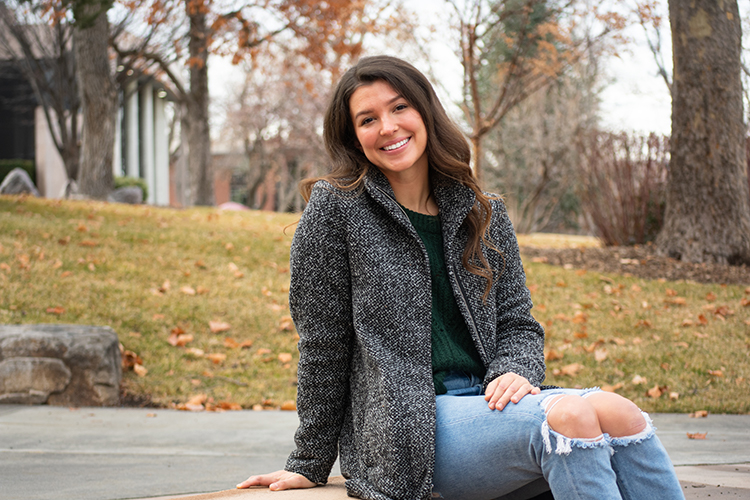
top-left (301, 55), bottom-right (500, 297)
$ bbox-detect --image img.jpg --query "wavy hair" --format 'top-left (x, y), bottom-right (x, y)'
top-left (301, 55), bottom-right (500, 297)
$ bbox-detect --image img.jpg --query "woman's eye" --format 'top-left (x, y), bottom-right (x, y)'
top-left (395, 104), bottom-right (408, 111)
top-left (360, 117), bottom-right (374, 126)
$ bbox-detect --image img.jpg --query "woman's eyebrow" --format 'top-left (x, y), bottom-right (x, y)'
top-left (353, 95), bottom-right (404, 120)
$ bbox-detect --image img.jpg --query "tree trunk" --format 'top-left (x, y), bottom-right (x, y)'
top-left (658, 0), bottom-right (750, 264)
top-left (74, 4), bottom-right (116, 199)
top-left (186, 0), bottom-right (213, 206)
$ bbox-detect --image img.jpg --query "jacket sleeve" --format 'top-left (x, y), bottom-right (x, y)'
top-left (483, 199), bottom-right (547, 389)
top-left (284, 184), bottom-right (354, 484)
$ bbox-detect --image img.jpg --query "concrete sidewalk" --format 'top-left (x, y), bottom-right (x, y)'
top-left (1, 405), bottom-right (748, 500)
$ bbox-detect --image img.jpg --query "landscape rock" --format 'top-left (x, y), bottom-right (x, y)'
top-left (0, 324), bottom-right (121, 406)
top-left (107, 186), bottom-right (143, 204)
top-left (0, 357), bottom-right (71, 404)
top-left (0, 168), bottom-right (40, 196)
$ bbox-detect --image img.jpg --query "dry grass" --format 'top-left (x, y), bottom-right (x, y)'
top-left (2, 195), bottom-right (748, 413)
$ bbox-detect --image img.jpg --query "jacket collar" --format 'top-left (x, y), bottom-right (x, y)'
top-left (362, 167), bottom-right (476, 239)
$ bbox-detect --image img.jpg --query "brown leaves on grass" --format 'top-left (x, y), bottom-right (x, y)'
top-left (553, 363), bottom-right (583, 377)
top-left (690, 410), bottom-right (709, 418)
top-left (46, 306), bottom-right (65, 315)
top-left (120, 344), bottom-right (147, 377)
top-left (647, 385), bottom-right (667, 398)
top-left (209, 320), bottom-right (231, 333)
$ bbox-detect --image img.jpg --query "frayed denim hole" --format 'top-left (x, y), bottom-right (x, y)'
top-left (609, 411), bottom-right (656, 448)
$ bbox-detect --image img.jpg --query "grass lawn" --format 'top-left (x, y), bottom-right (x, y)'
top-left (2, 195), bottom-right (749, 413)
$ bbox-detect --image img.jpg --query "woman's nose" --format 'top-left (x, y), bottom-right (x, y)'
top-left (380, 117), bottom-right (398, 135)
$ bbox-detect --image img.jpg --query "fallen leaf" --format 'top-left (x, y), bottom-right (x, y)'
top-left (224, 337), bottom-right (240, 349)
top-left (278, 316), bottom-right (294, 331)
top-left (133, 364), bottom-right (148, 377)
top-left (121, 349), bottom-right (143, 370)
top-left (153, 314), bottom-right (165, 320)
top-left (632, 375), bottom-right (648, 385)
top-left (218, 401), bottom-right (242, 411)
top-left (280, 401), bottom-right (297, 411)
top-left (185, 348), bottom-right (205, 357)
top-left (167, 333), bottom-right (193, 347)
top-left (206, 353), bottom-right (227, 364)
top-left (545, 349), bottom-right (564, 361)
top-left (209, 320), bottom-right (231, 333)
top-left (669, 392), bottom-right (679, 400)
top-left (240, 340), bottom-right (254, 349)
top-left (681, 319), bottom-right (695, 327)
top-left (635, 319), bottom-right (652, 328)
top-left (665, 288), bottom-right (678, 297)
top-left (673, 341), bottom-right (689, 348)
top-left (572, 311), bottom-right (587, 324)
top-left (601, 382), bottom-right (624, 392)
top-left (196, 286), bottom-right (209, 295)
top-left (647, 385), bottom-right (664, 398)
top-left (256, 348), bottom-right (272, 356)
top-left (195, 260), bottom-right (207, 269)
top-left (79, 240), bottom-right (98, 247)
top-left (46, 306), bottom-right (65, 315)
top-left (180, 286), bottom-right (196, 296)
top-left (665, 297), bottom-right (687, 306)
top-left (574, 331), bottom-right (588, 339)
top-left (228, 262), bottom-right (239, 272)
top-left (187, 394), bottom-right (208, 406)
top-left (687, 432), bottom-right (707, 440)
top-left (690, 410), bottom-right (709, 418)
top-left (708, 370), bottom-right (724, 377)
top-left (594, 348), bottom-right (608, 363)
top-left (559, 363), bottom-right (583, 377)
top-left (610, 337), bottom-right (626, 346)
top-left (76, 223), bottom-right (87, 232)
top-left (705, 292), bottom-right (717, 302)
top-left (146, 413), bottom-right (157, 418)
top-left (278, 352), bottom-right (293, 363)
top-left (697, 314), bottom-right (709, 325)
top-left (740, 298), bottom-right (750, 307)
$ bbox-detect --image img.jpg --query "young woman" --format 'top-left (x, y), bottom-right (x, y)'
top-left (237, 56), bottom-right (684, 500)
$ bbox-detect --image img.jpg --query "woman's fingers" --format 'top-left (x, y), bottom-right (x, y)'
top-left (484, 373), bottom-right (539, 411)
top-left (236, 471), bottom-right (316, 490)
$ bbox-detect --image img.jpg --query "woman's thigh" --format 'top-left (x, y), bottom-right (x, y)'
top-left (432, 388), bottom-right (594, 500)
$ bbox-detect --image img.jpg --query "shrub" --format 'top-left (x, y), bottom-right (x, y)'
top-left (0, 159), bottom-right (36, 186)
top-left (114, 176), bottom-right (148, 201)
top-left (577, 131), bottom-right (669, 246)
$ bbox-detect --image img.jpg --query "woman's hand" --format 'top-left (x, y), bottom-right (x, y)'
top-left (484, 372), bottom-right (540, 411)
top-left (236, 470), bottom-right (316, 491)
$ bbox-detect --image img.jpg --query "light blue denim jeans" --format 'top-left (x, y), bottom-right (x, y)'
top-left (431, 372), bottom-right (684, 500)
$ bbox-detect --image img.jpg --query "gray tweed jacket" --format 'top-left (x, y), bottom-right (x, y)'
top-left (284, 168), bottom-right (546, 500)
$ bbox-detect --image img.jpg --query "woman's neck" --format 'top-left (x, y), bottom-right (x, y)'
top-left (380, 167), bottom-right (439, 216)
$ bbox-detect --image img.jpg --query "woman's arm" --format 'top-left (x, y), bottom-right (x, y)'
top-left (283, 184), bottom-right (355, 484)
top-left (483, 199), bottom-right (547, 393)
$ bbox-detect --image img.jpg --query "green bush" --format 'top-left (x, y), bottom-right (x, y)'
top-left (114, 176), bottom-right (148, 201)
top-left (0, 160), bottom-right (36, 186)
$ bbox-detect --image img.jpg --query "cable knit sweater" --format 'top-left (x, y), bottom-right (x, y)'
top-left (285, 168), bottom-right (546, 500)
top-left (402, 207), bottom-right (486, 394)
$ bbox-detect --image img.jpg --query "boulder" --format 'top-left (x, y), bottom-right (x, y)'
top-left (0, 168), bottom-right (40, 196)
top-left (0, 324), bottom-right (121, 406)
top-left (107, 186), bottom-right (143, 204)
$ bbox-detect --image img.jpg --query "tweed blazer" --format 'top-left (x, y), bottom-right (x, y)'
top-left (284, 168), bottom-right (546, 500)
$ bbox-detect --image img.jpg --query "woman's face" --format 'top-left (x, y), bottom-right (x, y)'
top-left (349, 80), bottom-right (428, 181)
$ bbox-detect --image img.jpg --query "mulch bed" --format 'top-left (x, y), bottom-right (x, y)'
top-left (520, 244), bottom-right (750, 286)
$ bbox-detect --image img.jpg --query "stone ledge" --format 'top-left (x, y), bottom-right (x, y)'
top-left (140, 476), bottom-right (348, 500)
top-left (0, 324), bottom-right (121, 406)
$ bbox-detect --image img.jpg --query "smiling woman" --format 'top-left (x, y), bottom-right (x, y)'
top-left (236, 55), bottom-right (685, 500)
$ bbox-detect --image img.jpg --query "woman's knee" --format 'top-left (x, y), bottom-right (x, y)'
top-left (544, 395), bottom-right (602, 439)
top-left (585, 392), bottom-right (647, 438)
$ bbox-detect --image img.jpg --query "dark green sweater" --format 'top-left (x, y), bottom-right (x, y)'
top-left (403, 207), bottom-right (486, 394)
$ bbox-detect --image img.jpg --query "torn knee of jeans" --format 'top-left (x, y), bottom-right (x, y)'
top-left (540, 394), bottom-right (609, 456)
top-left (608, 411), bottom-right (656, 447)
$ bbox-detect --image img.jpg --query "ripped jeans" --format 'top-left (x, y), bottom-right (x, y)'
top-left (431, 372), bottom-right (684, 500)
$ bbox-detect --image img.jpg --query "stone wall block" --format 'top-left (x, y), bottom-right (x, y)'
top-left (0, 357), bottom-right (71, 403)
top-left (0, 324), bottom-right (121, 406)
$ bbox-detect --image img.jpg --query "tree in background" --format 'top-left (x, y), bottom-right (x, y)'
top-left (0, 1), bottom-right (80, 188)
top-left (446, 0), bottom-right (626, 182)
top-left (112, 0), bottom-right (403, 206)
top-left (71, 0), bottom-right (116, 198)
top-left (657, 0), bottom-right (750, 264)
